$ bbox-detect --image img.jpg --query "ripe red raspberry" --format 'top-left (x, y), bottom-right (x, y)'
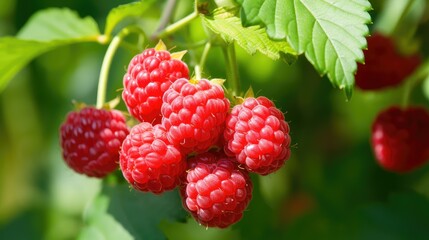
top-left (180, 151), bottom-right (253, 228)
top-left (371, 106), bottom-right (429, 173)
top-left (120, 122), bottom-right (185, 194)
top-left (60, 107), bottom-right (129, 178)
top-left (355, 33), bottom-right (421, 90)
top-left (122, 47), bottom-right (189, 124)
top-left (161, 78), bottom-right (230, 154)
top-left (224, 96), bottom-right (291, 175)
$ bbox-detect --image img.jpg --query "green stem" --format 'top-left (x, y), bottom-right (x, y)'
top-left (401, 80), bottom-right (412, 108)
top-left (391, 0), bottom-right (416, 36)
top-left (194, 65), bottom-right (202, 80)
top-left (156, 11), bottom-right (199, 39)
top-left (222, 43), bottom-right (240, 96)
top-left (152, 0), bottom-right (178, 38)
top-left (199, 41), bottom-right (211, 70)
top-left (410, 60), bottom-right (429, 85)
top-left (194, 42), bottom-right (212, 79)
top-left (96, 27), bottom-right (145, 108)
top-left (401, 59), bottom-right (429, 107)
top-left (376, 0), bottom-right (415, 36)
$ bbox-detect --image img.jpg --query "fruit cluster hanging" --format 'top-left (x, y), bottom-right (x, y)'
top-left (59, 41), bottom-right (292, 228)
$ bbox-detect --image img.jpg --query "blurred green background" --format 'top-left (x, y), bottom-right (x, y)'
top-left (1, 0), bottom-right (429, 239)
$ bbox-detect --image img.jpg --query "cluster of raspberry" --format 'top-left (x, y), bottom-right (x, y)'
top-left (60, 42), bottom-right (291, 228)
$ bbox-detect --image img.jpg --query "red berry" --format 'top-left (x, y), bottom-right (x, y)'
top-left (371, 106), bottom-right (429, 173)
top-left (120, 122), bottom-right (185, 194)
top-left (224, 96), bottom-right (291, 175)
top-left (122, 48), bottom-right (189, 124)
top-left (180, 151), bottom-right (253, 228)
top-left (355, 33), bottom-right (421, 90)
top-left (161, 78), bottom-right (230, 154)
top-left (60, 107), bottom-right (129, 178)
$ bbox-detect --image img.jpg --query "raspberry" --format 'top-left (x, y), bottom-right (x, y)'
top-left (180, 151), bottom-right (253, 228)
top-left (120, 122), bottom-right (185, 194)
top-left (224, 96), bottom-right (291, 175)
top-left (161, 78), bottom-right (230, 154)
top-left (122, 47), bottom-right (189, 124)
top-left (60, 107), bottom-right (129, 178)
top-left (371, 106), bottom-right (429, 173)
top-left (355, 33), bottom-right (421, 90)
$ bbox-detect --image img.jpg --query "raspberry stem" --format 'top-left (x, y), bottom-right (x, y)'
top-left (401, 59), bottom-right (429, 107)
top-left (402, 81), bottom-right (412, 108)
top-left (151, 0), bottom-right (178, 40)
top-left (222, 43), bottom-right (240, 96)
top-left (374, 1), bottom-right (420, 38)
top-left (195, 65), bottom-right (202, 79)
top-left (155, 3), bottom-right (199, 40)
top-left (200, 42), bottom-right (211, 70)
top-left (96, 35), bottom-right (122, 108)
top-left (96, 27), bottom-right (145, 109)
top-left (194, 41), bottom-right (211, 79)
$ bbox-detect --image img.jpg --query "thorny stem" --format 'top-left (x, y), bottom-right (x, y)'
top-left (96, 27), bottom-right (145, 109)
top-left (222, 43), bottom-right (240, 96)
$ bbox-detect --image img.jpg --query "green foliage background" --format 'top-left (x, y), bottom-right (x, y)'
top-left (1, 0), bottom-right (429, 239)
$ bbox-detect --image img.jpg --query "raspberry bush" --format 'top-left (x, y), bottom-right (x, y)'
top-left (2, 0), bottom-right (429, 239)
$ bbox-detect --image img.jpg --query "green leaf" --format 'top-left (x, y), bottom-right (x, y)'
top-left (78, 195), bottom-right (133, 240)
top-left (237, 0), bottom-right (372, 98)
top-left (0, 8), bottom-right (102, 92)
top-left (203, 7), bottom-right (297, 63)
top-left (104, 0), bottom-right (155, 37)
top-left (0, 38), bottom-right (57, 92)
top-left (103, 184), bottom-right (187, 240)
top-left (17, 8), bottom-right (100, 42)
